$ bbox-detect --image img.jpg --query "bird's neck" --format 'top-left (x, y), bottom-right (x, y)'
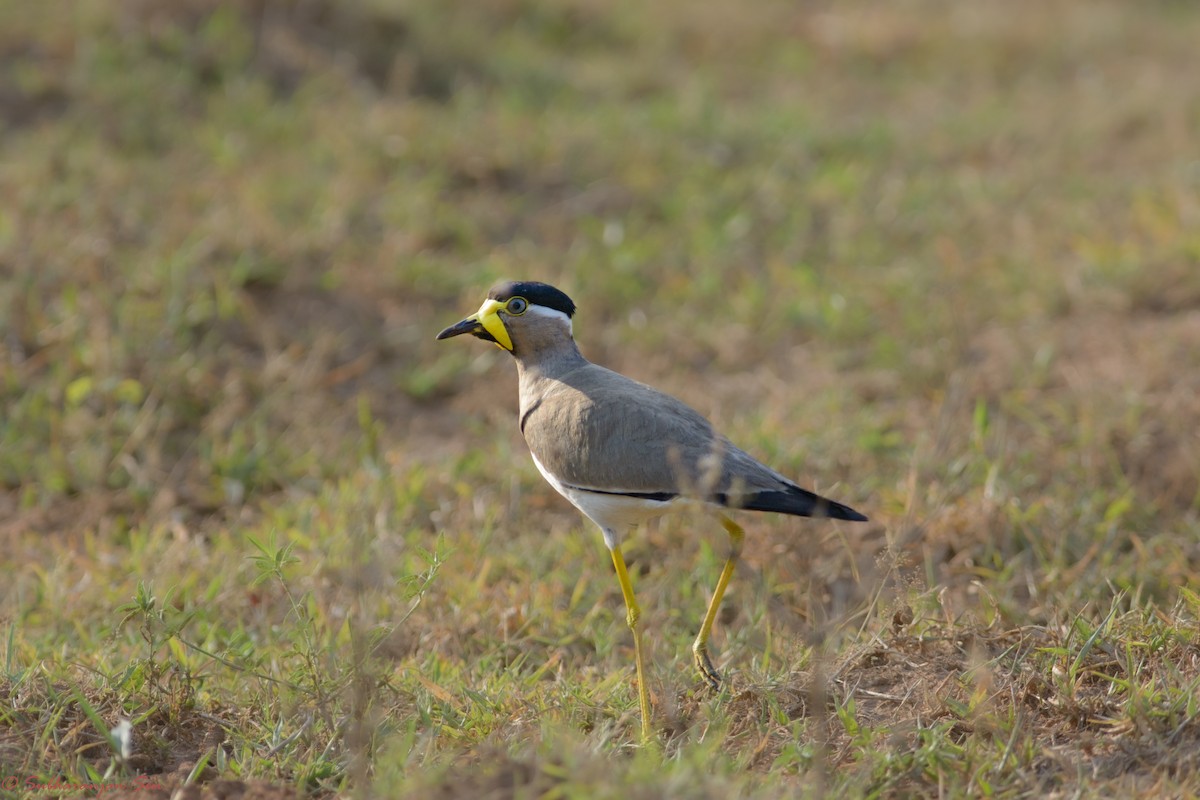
top-left (513, 337), bottom-right (587, 382)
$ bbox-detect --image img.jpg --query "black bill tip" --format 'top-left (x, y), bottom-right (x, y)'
top-left (436, 317), bottom-right (481, 341)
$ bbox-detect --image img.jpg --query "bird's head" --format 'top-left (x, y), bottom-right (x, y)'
top-left (436, 281), bottom-right (577, 355)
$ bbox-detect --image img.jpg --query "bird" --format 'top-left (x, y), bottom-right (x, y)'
top-left (436, 280), bottom-right (867, 739)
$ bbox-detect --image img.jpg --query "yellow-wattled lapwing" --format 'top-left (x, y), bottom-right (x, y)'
top-left (437, 281), bottom-right (867, 739)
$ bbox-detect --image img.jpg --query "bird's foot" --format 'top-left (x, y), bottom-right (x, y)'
top-left (693, 645), bottom-right (722, 691)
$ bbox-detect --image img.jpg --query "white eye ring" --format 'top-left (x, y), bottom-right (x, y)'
top-left (507, 297), bottom-right (528, 315)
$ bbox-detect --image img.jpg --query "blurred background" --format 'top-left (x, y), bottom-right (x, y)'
top-left (2, 0), bottom-right (1199, 796)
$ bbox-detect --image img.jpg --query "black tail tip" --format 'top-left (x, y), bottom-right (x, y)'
top-left (827, 500), bottom-right (868, 522)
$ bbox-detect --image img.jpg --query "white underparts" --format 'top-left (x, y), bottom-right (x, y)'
top-left (529, 452), bottom-right (673, 550)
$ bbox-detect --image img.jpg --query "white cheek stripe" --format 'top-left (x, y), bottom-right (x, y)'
top-left (526, 304), bottom-right (573, 334)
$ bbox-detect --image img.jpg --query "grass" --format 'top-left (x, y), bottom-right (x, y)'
top-left (2, 0), bottom-right (1199, 796)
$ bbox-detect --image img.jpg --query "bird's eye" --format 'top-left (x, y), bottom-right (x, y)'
top-left (506, 297), bottom-right (528, 315)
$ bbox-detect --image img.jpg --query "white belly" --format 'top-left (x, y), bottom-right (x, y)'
top-left (530, 452), bottom-right (674, 545)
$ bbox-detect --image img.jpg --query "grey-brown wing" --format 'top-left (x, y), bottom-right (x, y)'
top-left (522, 363), bottom-right (789, 497)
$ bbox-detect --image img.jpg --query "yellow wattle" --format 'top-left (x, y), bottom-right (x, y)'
top-left (475, 298), bottom-right (513, 351)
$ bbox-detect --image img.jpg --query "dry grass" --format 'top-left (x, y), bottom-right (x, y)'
top-left (1, 0), bottom-right (1199, 796)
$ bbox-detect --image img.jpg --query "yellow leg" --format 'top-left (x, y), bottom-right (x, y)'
top-left (610, 544), bottom-right (651, 740)
top-left (693, 515), bottom-right (745, 690)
